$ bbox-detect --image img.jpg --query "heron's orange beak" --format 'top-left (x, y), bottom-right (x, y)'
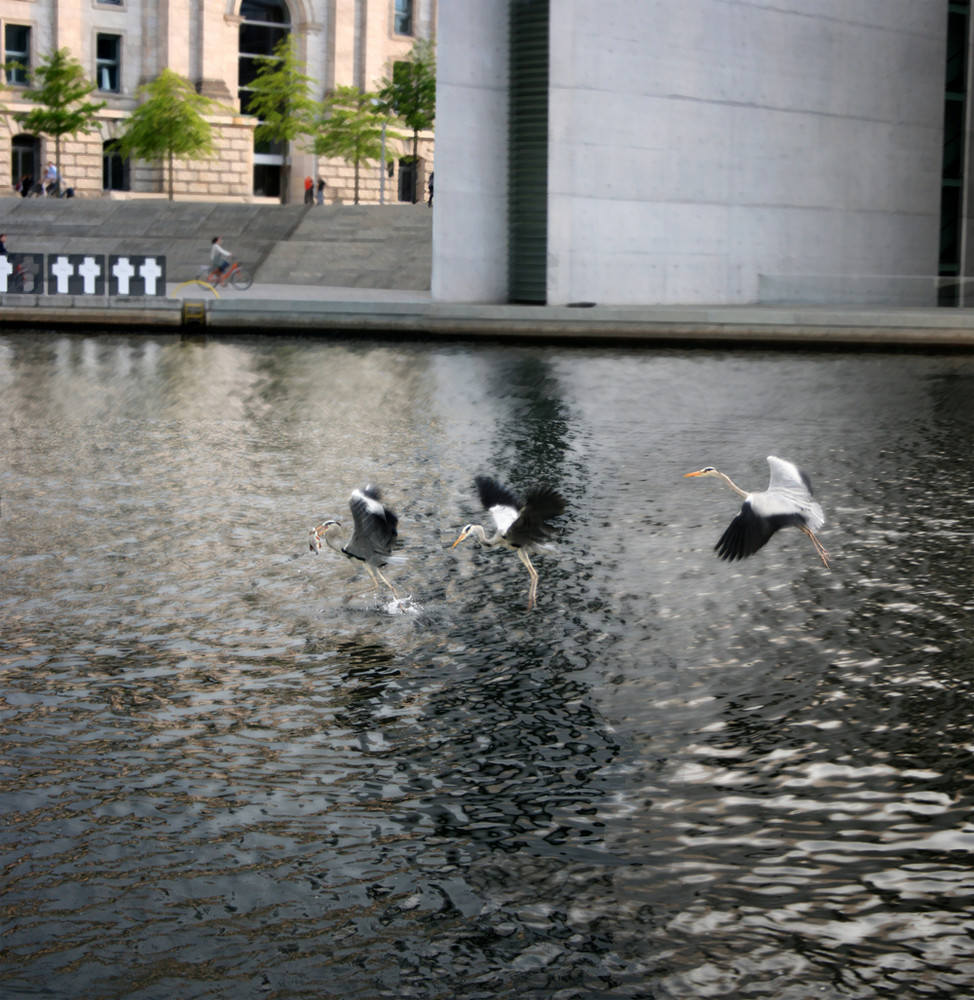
top-left (451, 530), bottom-right (468, 548)
top-left (683, 470), bottom-right (705, 478)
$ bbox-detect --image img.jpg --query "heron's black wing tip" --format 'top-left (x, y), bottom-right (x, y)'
top-left (714, 505), bottom-right (806, 562)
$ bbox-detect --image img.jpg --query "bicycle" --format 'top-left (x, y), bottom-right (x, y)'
top-left (196, 260), bottom-right (253, 290)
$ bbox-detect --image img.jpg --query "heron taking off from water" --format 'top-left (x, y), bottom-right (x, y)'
top-left (452, 475), bottom-right (566, 609)
top-left (310, 485), bottom-right (403, 602)
top-left (684, 455), bottom-right (829, 568)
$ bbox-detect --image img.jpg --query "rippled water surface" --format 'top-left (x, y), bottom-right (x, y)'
top-left (2, 333), bottom-right (972, 1000)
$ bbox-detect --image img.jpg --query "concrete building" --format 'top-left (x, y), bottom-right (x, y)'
top-left (433, 0), bottom-right (972, 306)
top-left (1, 0), bottom-right (435, 205)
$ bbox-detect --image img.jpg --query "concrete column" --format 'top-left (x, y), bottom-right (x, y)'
top-left (431, 1), bottom-right (508, 302)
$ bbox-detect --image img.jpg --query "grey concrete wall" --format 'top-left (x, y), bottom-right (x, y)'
top-left (433, 0), bottom-right (948, 307)
top-left (431, 0), bottom-right (510, 303)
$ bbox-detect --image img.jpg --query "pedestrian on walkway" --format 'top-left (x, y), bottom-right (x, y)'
top-left (43, 162), bottom-right (58, 197)
top-left (316, 177), bottom-right (325, 206)
top-left (304, 176), bottom-right (314, 205)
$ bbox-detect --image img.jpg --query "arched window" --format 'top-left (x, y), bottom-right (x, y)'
top-left (239, 0), bottom-right (291, 198)
top-left (10, 134), bottom-right (39, 193)
top-left (103, 140), bottom-right (130, 191)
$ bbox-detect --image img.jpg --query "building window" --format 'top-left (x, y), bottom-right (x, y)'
top-left (96, 34), bottom-right (121, 92)
top-left (4, 25), bottom-right (30, 85)
top-left (103, 140), bottom-right (130, 191)
top-left (394, 0), bottom-right (413, 35)
top-left (238, 1), bottom-right (291, 117)
top-left (239, 1), bottom-right (291, 198)
top-left (11, 134), bottom-right (39, 192)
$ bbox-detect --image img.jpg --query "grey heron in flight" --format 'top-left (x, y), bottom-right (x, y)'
top-left (684, 455), bottom-right (829, 568)
top-left (452, 475), bottom-right (566, 609)
top-left (310, 485), bottom-right (403, 603)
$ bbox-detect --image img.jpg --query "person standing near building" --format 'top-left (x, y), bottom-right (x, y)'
top-left (43, 162), bottom-right (58, 197)
top-left (304, 176), bottom-right (313, 204)
top-left (316, 177), bottom-right (325, 205)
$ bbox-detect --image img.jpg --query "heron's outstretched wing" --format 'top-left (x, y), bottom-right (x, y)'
top-left (346, 486), bottom-right (398, 560)
top-left (475, 476), bottom-right (522, 535)
top-left (507, 486), bottom-right (566, 547)
top-left (765, 456), bottom-right (825, 531)
top-left (715, 501), bottom-right (804, 561)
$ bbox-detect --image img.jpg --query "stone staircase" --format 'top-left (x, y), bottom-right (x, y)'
top-left (0, 197), bottom-right (432, 289)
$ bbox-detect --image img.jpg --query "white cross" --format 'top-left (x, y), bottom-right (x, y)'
top-left (78, 256), bottom-right (102, 295)
top-left (112, 257), bottom-right (136, 295)
top-left (0, 257), bottom-right (13, 293)
top-left (51, 256), bottom-right (74, 294)
top-left (139, 257), bottom-right (164, 296)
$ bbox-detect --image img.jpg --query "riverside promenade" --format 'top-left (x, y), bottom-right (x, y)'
top-left (1, 280), bottom-right (970, 349)
top-left (0, 197), bottom-right (970, 347)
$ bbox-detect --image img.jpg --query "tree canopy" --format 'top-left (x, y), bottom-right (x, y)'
top-left (245, 36), bottom-right (320, 203)
top-left (377, 38), bottom-right (435, 201)
top-left (115, 69), bottom-right (221, 201)
top-left (313, 86), bottom-right (402, 205)
top-left (13, 48), bottom-right (106, 190)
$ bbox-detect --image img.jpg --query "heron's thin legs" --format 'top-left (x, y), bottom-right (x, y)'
top-left (518, 548), bottom-right (540, 609)
top-left (366, 564), bottom-right (401, 603)
top-left (801, 525), bottom-right (830, 569)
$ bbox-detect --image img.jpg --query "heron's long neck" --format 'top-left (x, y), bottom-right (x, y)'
top-left (323, 528), bottom-right (346, 554)
top-left (717, 470), bottom-right (749, 499)
top-left (473, 524), bottom-right (505, 547)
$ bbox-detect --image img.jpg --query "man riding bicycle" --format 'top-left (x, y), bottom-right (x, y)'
top-left (210, 236), bottom-right (234, 282)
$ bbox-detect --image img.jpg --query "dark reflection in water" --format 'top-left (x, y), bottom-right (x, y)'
top-left (1, 333), bottom-right (972, 1000)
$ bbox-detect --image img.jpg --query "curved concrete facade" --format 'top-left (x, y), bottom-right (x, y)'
top-left (433, 0), bottom-right (955, 306)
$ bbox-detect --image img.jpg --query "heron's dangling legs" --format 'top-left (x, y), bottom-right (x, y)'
top-left (366, 564), bottom-right (401, 603)
top-left (517, 548), bottom-right (540, 610)
top-left (801, 525), bottom-right (830, 570)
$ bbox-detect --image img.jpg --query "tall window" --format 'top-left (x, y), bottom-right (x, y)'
top-left (238, 0), bottom-right (291, 117)
top-left (239, 0), bottom-right (291, 198)
top-left (96, 34), bottom-right (121, 92)
top-left (394, 0), bottom-right (414, 35)
top-left (4, 24), bottom-right (30, 85)
top-left (103, 140), bottom-right (130, 191)
top-left (11, 134), bottom-right (39, 190)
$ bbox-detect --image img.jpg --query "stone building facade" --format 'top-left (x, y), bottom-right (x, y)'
top-left (1, 0), bottom-right (435, 204)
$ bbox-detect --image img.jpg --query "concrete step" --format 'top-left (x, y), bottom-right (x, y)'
top-left (0, 197), bottom-right (432, 289)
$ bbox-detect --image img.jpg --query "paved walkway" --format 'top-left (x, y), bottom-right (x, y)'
top-left (162, 281), bottom-right (973, 348)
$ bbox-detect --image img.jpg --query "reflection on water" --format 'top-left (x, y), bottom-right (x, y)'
top-left (1, 333), bottom-right (972, 1000)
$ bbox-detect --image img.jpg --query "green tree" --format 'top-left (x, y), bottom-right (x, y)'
top-left (115, 69), bottom-right (221, 201)
top-left (245, 36), bottom-right (319, 204)
top-left (313, 86), bottom-right (402, 205)
top-left (378, 38), bottom-right (435, 203)
top-left (13, 48), bottom-right (106, 192)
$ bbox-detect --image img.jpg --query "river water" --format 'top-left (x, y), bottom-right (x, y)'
top-left (1, 332), bottom-right (972, 1000)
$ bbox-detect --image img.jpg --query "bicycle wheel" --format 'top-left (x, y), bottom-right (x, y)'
top-left (197, 266), bottom-right (214, 284)
top-left (229, 266), bottom-right (252, 291)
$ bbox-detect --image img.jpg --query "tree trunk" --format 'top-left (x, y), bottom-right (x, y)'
top-left (411, 130), bottom-right (419, 203)
top-left (168, 150), bottom-right (174, 201)
top-left (280, 141), bottom-right (290, 204)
